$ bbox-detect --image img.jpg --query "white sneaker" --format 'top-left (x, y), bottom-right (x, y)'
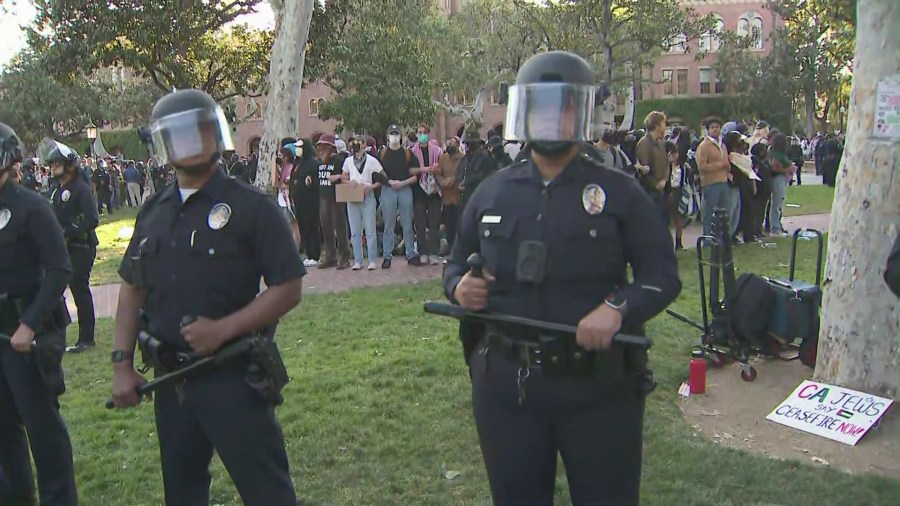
top-left (367, 263), bottom-right (377, 270)
top-left (420, 254), bottom-right (429, 264)
top-left (429, 256), bottom-right (442, 265)
top-left (303, 258), bottom-right (319, 267)
top-left (352, 263), bottom-right (362, 271)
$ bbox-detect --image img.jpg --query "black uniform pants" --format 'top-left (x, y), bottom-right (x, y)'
top-left (96, 191), bottom-right (112, 215)
top-left (67, 245), bottom-right (95, 345)
top-left (0, 331), bottom-right (78, 506)
top-left (442, 203), bottom-right (460, 249)
top-left (154, 367), bottom-right (296, 506)
top-left (470, 348), bottom-right (645, 506)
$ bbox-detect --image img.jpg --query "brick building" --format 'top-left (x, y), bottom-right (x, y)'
top-left (642, 0), bottom-right (779, 108)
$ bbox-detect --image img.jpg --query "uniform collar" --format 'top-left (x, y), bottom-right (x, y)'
top-left (159, 166), bottom-right (229, 204)
top-left (510, 154), bottom-right (592, 187)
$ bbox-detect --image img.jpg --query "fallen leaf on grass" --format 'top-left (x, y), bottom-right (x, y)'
top-left (700, 410), bottom-right (723, 416)
top-left (441, 463), bottom-right (462, 480)
top-left (793, 447), bottom-right (810, 454)
top-left (810, 456), bottom-right (830, 466)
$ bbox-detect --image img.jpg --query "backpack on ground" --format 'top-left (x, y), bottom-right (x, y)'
top-left (730, 273), bottom-right (775, 349)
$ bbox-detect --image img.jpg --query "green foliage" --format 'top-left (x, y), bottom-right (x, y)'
top-left (27, 0), bottom-right (273, 100)
top-left (315, 0), bottom-right (441, 134)
top-left (62, 129), bottom-right (151, 162)
top-left (0, 51), bottom-right (161, 150)
top-left (635, 96), bottom-right (791, 133)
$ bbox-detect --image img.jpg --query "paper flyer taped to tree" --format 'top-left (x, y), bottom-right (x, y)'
top-left (873, 75), bottom-right (900, 140)
top-left (766, 380), bottom-right (893, 446)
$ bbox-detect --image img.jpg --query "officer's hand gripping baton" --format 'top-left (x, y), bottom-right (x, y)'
top-left (0, 333), bottom-right (37, 350)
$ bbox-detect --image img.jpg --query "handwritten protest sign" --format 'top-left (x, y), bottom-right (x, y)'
top-left (766, 380), bottom-right (893, 446)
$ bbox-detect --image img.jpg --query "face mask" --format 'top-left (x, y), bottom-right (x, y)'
top-left (446, 146), bottom-right (458, 155)
top-left (531, 141), bottom-right (574, 158)
top-left (388, 134), bottom-right (401, 147)
top-left (418, 133), bottom-right (429, 144)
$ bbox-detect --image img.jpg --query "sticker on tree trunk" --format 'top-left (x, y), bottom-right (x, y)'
top-left (873, 75), bottom-right (900, 140)
top-left (766, 380), bottom-right (893, 446)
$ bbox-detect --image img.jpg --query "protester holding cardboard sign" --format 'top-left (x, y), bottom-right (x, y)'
top-left (341, 136), bottom-right (384, 270)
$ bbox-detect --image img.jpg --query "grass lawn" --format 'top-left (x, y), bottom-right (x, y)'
top-left (60, 238), bottom-right (898, 505)
top-left (784, 185), bottom-right (835, 217)
top-left (92, 207), bottom-right (140, 286)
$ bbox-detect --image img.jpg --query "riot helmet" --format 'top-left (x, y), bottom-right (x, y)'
top-left (39, 139), bottom-right (80, 177)
top-left (504, 51), bottom-right (599, 157)
top-left (0, 123), bottom-right (23, 172)
top-left (148, 89), bottom-right (234, 170)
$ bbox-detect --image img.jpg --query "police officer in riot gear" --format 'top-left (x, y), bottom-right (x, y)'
top-left (110, 89), bottom-right (304, 506)
top-left (443, 51), bottom-right (681, 505)
top-left (0, 122), bottom-right (78, 505)
top-left (45, 141), bottom-right (100, 352)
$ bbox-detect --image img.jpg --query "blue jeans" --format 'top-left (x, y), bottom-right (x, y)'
top-left (701, 182), bottom-right (730, 237)
top-left (380, 186), bottom-right (416, 261)
top-left (347, 192), bottom-right (378, 265)
top-left (727, 184), bottom-right (740, 238)
top-left (770, 175), bottom-right (788, 233)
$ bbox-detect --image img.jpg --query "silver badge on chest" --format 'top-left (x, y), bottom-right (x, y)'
top-left (207, 203), bottom-right (232, 230)
top-left (581, 184), bottom-right (606, 215)
top-left (0, 208), bottom-right (11, 230)
top-left (61, 189), bottom-right (71, 202)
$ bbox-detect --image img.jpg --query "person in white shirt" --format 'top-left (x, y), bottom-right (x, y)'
top-left (341, 136), bottom-right (384, 270)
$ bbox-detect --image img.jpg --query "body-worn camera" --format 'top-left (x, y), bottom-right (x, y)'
top-left (516, 241), bottom-right (548, 284)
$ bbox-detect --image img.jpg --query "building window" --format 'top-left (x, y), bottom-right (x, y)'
top-left (700, 15), bottom-right (725, 53)
top-left (668, 33), bottom-right (687, 54)
top-left (317, 98), bottom-right (327, 115)
top-left (738, 11), bottom-right (764, 49)
top-left (308, 98), bottom-right (319, 117)
top-left (714, 74), bottom-right (724, 94)
top-left (662, 69), bottom-right (673, 96)
top-left (699, 68), bottom-right (712, 95)
top-left (676, 69), bottom-right (688, 95)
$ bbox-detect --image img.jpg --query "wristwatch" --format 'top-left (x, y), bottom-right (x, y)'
top-left (111, 350), bottom-right (134, 363)
top-left (604, 293), bottom-right (628, 318)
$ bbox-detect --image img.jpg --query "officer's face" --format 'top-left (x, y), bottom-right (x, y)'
top-left (51, 161), bottom-right (65, 177)
top-left (173, 124), bottom-right (219, 171)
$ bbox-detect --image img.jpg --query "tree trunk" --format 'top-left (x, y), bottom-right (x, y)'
top-left (814, 0), bottom-right (900, 399)
top-left (255, 0), bottom-right (315, 194)
top-left (804, 79), bottom-right (817, 136)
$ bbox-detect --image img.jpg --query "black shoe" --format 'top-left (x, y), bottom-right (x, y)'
top-left (66, 342), bottom-right (95, 353)
top-left (382, 259), bottom-right (392, 269)
top-left (675, 240), bottom-right (684, 250)
top-left (407, 256), bottom-right (422, 267)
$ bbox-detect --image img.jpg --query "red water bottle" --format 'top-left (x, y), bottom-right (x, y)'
top-left (689, 347), bottom-right (706, 394)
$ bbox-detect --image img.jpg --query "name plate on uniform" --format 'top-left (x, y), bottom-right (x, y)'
top-left (335, 182), bottom-right (365, 203)
top-left (766, 380), bottom-right (893, 446)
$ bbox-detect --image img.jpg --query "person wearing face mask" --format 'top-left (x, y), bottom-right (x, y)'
top-left (435, 137), bottom-right (464, 250)
top-left (341, 135), bottom-right (385, 270)
top-left (443, 51), bottom-right (680, 506)
top-left (44, 141), bottom-right (99, 353)
top-left (487, 136), bottom-right (514, 169)
top-left (315, 135), bottom-right (352, 270)
top-left (110, 89), bottom-right (303, 506)
top-left (411, 125), bottom-right (444, 265)
top-left (457, 132), bottom-right (497, 211)
top-left (376, 125), bottom-right (420, 268)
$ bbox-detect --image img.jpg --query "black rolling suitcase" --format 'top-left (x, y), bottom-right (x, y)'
top-left (764, 228), bottom-right (824, 367)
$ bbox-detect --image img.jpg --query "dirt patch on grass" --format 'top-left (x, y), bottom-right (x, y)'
top-left (681, 357), bottom-right (898, 478)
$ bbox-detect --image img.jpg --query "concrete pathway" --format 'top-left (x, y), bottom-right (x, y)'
top-left (69, 212), bottom-right (831, 320)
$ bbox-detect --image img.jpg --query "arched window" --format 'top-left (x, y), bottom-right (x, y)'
top-left (669, 32), bottom-right (687, 54)
top-left (738, 11), bottom-right (764, 49)
top-left (317, 98), bottom-right (327, 115)
top-left (700, 15), bottom-right (725, 53)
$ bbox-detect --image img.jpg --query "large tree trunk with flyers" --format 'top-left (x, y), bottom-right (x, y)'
top-left (814, 0), bottom-right (899, 398)
top-left (255, 0), bottom-right (315, 194)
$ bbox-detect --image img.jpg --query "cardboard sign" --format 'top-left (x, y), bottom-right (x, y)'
top-left (335, 182), bottom-right (364, 203)
top-left (766, 380), bottom-right (893, 446)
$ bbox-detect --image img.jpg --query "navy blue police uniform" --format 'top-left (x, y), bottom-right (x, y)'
top-left (51, 175), bottom-right (99, 349)
top-left (0, 178), bottom-right (78, 505)
top-left (118, 167), bottom-right (304, 506)
top-left (443, 153), bottom-right (681, 505)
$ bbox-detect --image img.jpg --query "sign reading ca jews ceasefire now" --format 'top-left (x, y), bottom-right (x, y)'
top-left (766, 380), bottom-right (894, 446)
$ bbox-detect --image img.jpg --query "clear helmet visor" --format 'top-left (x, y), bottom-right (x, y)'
top-left (149, 106), bottom-right (234, 167)
top-left (503, 83), bottom-right (596, 142)
top-left (37, 138), bottom-right (78, 165)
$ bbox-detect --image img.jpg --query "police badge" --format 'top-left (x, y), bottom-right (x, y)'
top-left (0, 208), bottom-right (11, 230)
top-left (61, 189), bottom-right (71, 202)
top-left (581, 184), bottom-right (606, 215)
top-left (207, 203), bottom-right (232, 230)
